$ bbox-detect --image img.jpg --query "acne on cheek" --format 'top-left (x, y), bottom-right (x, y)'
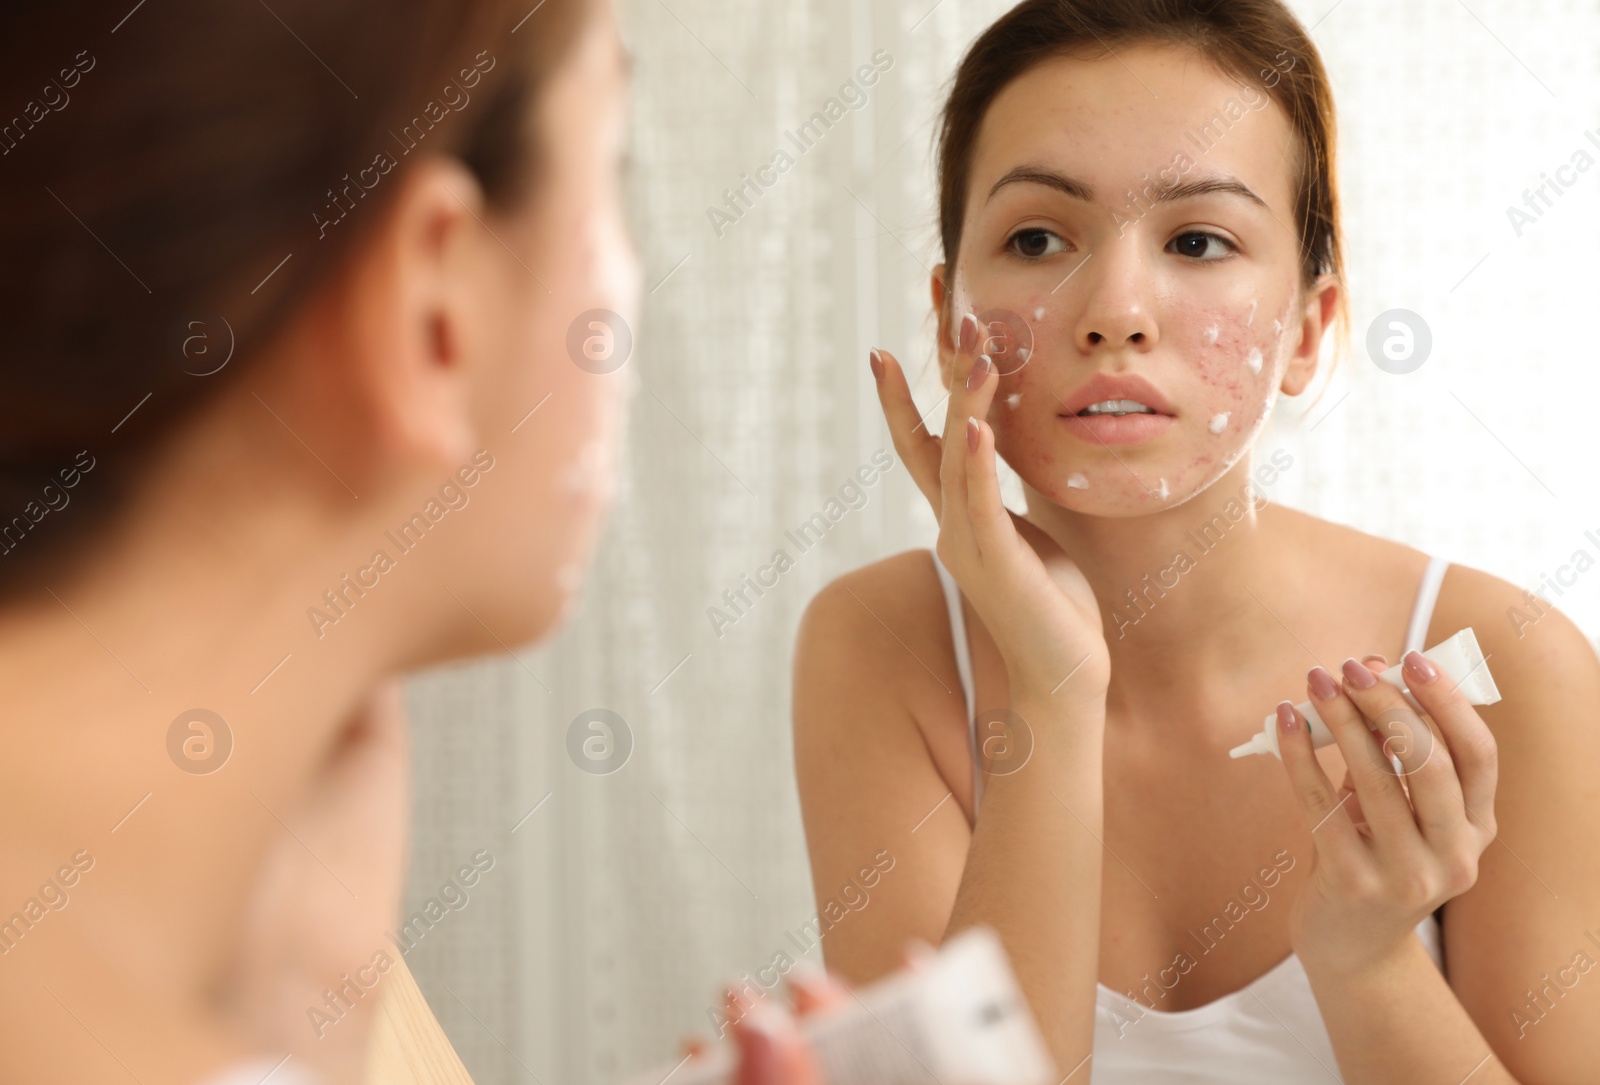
top-left (1269, 296), bottom-right (1296, 370)
top-left (1110, 318), bottom-right (1261, 499)
top-left (990, 292), bottom-right (1292, 505)
top-left (992, 395), bottom-right (1155, 504)
top-left (977, 295), bottom-right (1061, 481)
top-left (1193, 323), bottom-right (1253, 413)
top-left (1194, 298), bottom-right (1293, 428)
top-left (988, 369), bottom-right (1061, 486)
top-left (976, 299), bottom-right (1046, 373)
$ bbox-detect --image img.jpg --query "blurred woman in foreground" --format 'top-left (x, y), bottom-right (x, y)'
top-left (0, 0), bottom-right (840, 1081)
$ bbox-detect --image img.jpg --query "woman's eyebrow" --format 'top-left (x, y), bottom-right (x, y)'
top-left (1159, 175), bottom-right (1268, 209)
top-left (986, 166), bottom-right (1094, 203)
top-left (985, 165), bottom-right (1268, 209)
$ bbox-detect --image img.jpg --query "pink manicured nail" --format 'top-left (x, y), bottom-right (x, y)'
top-left (958, 312), bottom-right (979, 352)
top-left (966, 416), bottom-right (980, 452)
top-left (1276, 700), bottom-right (1298, 733)
top-left (1307, 666), bottom-right (1338, 700)
top-left (869, 350), bottom-right (884, 383)
top-left (1402, 650), bottom-right (1438, 685)
top-left (965, 354), bottom-right (991, 392)
top-left (1341, 657), bottom-right (1377, 690)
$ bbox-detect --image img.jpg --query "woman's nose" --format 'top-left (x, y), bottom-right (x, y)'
top-left (1071, 247), bottom-right (1158, 352)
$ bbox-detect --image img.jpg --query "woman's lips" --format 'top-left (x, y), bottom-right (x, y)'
top-left (1057, 412), bottom-right (1177, 445)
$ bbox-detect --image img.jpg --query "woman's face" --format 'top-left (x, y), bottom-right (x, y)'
top-left (938, 43), bottom-right (1333, 516)
top-left (446, 0), bottom-right (639, 645)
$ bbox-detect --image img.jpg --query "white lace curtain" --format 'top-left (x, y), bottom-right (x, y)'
top-left (402, 1), bottom-right (1600, 1081)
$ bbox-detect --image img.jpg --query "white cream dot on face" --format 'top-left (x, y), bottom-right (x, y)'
top-left (1067, 472), bottom-right (1089, 489)
top-left (1006, 393), bottom-right (1023, 409)
top-left (1208, 412), bottom-right (1230, 434)
top-left (561, 440), bottom-right (611, 496)
top-left (1032, 307), bottom-right (1046, 321)
top-left (1015, 347), bottom-right (1030, 362)
top-left (1204, 324), bottom-right (1219, 346)
top-left (1247, 299), bottom-right (1257, 326)
top-left (1273, 318), bottom-right (1283, 337)
top-left (1245, 347), bottom-right (1263, 375)
top-left (1157, 477), bottom-right (1169, 500)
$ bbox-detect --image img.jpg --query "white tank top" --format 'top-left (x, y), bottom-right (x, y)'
top-left (928, 548), bottom-right (1452, 1083)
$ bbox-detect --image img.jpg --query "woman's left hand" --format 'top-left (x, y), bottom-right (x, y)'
top-left (1276, 651), bottom-right (1500, 980)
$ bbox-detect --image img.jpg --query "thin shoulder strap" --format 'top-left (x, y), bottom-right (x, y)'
top-left (929, 550), bottom-right (983, 811)
top-left (1405, 555), bottom-right (1451, 656)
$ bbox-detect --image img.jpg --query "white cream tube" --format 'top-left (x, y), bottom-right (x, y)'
top-left (621, 926), bottom-right (1056, 1085)
top-left (1229, 627), bottom-right (1501, 760)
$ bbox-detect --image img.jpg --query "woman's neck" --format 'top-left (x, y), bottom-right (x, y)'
top-left (1021, 456), bottom-right (1309, 722)
top-left (0, 393), bottom-right (451, 1077)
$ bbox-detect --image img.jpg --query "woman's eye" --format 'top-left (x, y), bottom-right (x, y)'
top-left (1168, 231), bottom-right (1235, 261)
top-left (1007, 228), bottom-right (1067, 259)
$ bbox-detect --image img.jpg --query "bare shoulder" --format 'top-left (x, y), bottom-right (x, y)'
top-left (792, 547), bottom-right (974, 811)
top-left (1427, 557), bottom-right (1600, 727)
top-left (793, 547), bottom-right (957, 713)
top-left (1419, 558), bottom-right (1600, 793)
top-left (1267, 504), bottom-right (1430, 571)
top-left (1272, 503), bottom-right (1596, 668)
top-left (798, 547), bottom-right (945, 627)
top-left (1264, 505), bottom-right (1438, 621)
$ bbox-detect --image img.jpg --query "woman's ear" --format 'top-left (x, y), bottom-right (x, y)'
top-left (1280, 272), bottom-right (1342, 397)
top-left (311, 155), bottom-right (489, 477)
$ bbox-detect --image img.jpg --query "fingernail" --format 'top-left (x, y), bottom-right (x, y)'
top-left (966, 416), bottom-right (980, 452)
top-left (959, 312), bottom-right (979, 352)
top-left (1402, 650), bottom-right (1438, 685)
top-left (724, 985), bottom-right (753, 1022)
top-left (1276, 700), bottom-right (1298, 733)
top-left (965, 354), bottom-right (991, 392)
top-left (869, 349), bottom-right (884, 383)
top-left (1340, 657), bottom-right (1377, 690)
top-left (1307, 666), bottom-right (1338, 700)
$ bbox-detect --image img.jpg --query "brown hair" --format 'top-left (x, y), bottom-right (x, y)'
top-left (936, 0), bottom-right (1343, 306)
top-left (0, 0), bottom-right (586, 585)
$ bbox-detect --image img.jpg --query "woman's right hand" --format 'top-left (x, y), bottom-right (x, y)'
top-left (673, 963), bottom-right (849, 1085)
top-left (871, 319), bottom-right (1111, 704)
top-left (729, 965), bottom-right (849, 1085)
top-left (694, 946), bottom-right (928, 1085)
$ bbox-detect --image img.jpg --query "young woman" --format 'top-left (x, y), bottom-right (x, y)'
top-left (0, 1), bottom-right (839, 1083)
top-left (794, 2), bottom-right (1600, 1081)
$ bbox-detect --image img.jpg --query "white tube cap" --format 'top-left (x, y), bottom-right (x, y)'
top-left (1228, 730), bottom-right (1279, 759)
